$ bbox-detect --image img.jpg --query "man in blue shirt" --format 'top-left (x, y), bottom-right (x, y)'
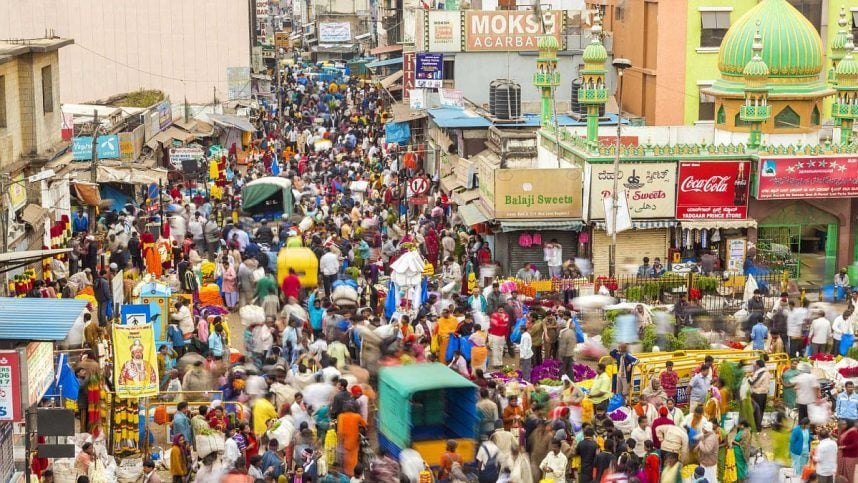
top-left (72, 208), bottom-right (89, 234)
top-left (836, 381), bottom-right (858, 421)
top-left (172, 401), bottom-right (193, 444)
top-left (750, 315), bottom-right (769, 350)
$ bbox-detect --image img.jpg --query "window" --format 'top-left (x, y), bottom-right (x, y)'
top-left (700, 11), bottom-right (730, 48)
top-left (41, 65), bottom-right (53, 113)
top-left (615, 6), bottom-right (625, 21)
top-left (716, 105), bottom-right (726, 124)
top-left (698, 89), bottom-right (715, 121)
top-left (774, 106), bottom-right (800, 129)
top-left (852, 10), bottom-right (858, 41)
top-left (442, 59), bottom-right (454, 81)
top-left (811, 106), bottom-right (820, 126)
top-left (0, 75), bottom-right (6, 128)
top-left (788, 0), bottom-right (822, 34)
top-left (735, 112), bottom-right (751, 127)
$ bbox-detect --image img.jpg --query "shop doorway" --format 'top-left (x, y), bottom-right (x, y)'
top-left (757, 201), bottom-right (839, 285)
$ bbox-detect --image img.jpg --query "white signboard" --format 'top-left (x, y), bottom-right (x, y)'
top-left (25, 342), bottom-right (54, 407)
top-left (588, 162), bottom-right (677, 219)
top-left (427, 11), bottom-right (463, 52)
top-left (319, 22), bottom-right (352, 42)
top-left (169, 147), bottom-right (205, 168)
top-left (409, 89), bottom-right (426, 109)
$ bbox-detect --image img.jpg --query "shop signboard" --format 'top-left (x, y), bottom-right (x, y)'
top-left (24, 342), bottom-right (54, 408)
top-left (403, 51), bottom-right (416, 99)
top-left (0, 351), bottom-right (21, 422)
top-left (319, 22), bottom-right (352, 42)
top-left (588, 162), bottom-right (676, 219)
top-left (427, 10), bottom-right (462, 52)
top-left (7, 175), bottom-right (26, 211)
top-left (72, 135), bottom-right (121, 160)
top-left (493, 168), bottom-right (582, 219)
top-left (415, 53), bottom-right (443, 89)
top-left (755, 156), bottom-right (858, 200)
top-left (439, 88), bottom-right (464, 109)
top-left (156, 101), bottom-right (173, 130)
top-left (464, 10), bottom-right (563, 52)
top-left (169, 147), bottom-right (205, 169)
top-left (676, 161), bottom-right (750, 220)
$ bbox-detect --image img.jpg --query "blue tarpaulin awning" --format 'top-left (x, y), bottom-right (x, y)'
top-left (0, 298), bottom-right (89, 341)
top-left (366, 57), bottom-right (403, 68)
top-left (428, 108), bottom-right (492, 128)
top-left (385, 121), bottom-right (411, 145)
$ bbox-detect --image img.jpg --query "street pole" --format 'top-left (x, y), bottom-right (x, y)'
top-left (90, 109), bottom-right (99, 183)
top-left (608, 59), bottom-right (631, 278)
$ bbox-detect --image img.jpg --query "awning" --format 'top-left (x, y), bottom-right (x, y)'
top-left (458, 203), bottom-right (491, 226)
top-left (72, 182), bottom-right (102, 206)
top-left (428, 108), bottom-right (492, 128)
top-left (594, 220), bottom-right (678, 230)
top-left (97, 166), bottom-right (169, 185)
top-left (380, 70), bottom-right (404, 89)
top-left (500, 220), bottom-right (585, 232)
top-left (366, 57), bottom-right (403, 69)
top-left (21, 204), bottom-right (49, 226)
top-left (441, 175), bottom-right (461, 193)
top-left (390, 101), bottom-right (427, 122)
top-left (0, 297), bottom-right (88, 340)
top-left (209, 114), bottom-right (255, 132)
top-left (679, 219), bottom-right (757, 230)
top-left (453, 189), bottom-right (480, 205)
top-left (370, 44), bottom-right (404, 55)
top-left (146, 126), bottom-right (196, 149)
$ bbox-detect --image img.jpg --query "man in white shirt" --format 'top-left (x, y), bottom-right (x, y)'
top-left (475, 438), bottom-right (501, 477)
top-left (519, 328), bottom-right (533, 382)
top-left (787, 300), bottom-right (809, 357)
top-left (808, 311), bottom-right (832, 356)
top-left (813, 429), bottom-right (837, 481)
top-left (540, 441), bottom-right (568, 483)
top-left (630, 416), bottom-right (649, 458)
top-left (319, 249), bottom-right (341, 296)
top-left (793, 365), bottom-right (820, 422)
top-left (544, 239), bottom-right (563, 278)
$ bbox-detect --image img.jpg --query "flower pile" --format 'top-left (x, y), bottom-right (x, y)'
top-left (839, 366), bottom-right (858, 378)
top-left (810, 353), bottom-right (834, 362)
top-left (531, 359), bottom-right (564, 382)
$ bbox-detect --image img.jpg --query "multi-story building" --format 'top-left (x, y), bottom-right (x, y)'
top-left (599, 0), bottom-right (858, 126)
top-left (0, 0), bottom-right (251, 104)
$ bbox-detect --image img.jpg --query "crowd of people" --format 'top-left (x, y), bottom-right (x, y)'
top-left (26, 54), bottom-right (858, 483)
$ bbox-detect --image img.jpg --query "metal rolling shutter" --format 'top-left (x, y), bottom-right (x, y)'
top-left (507, 231), bottom-right (579, 277)
top-left (592, 229), bottom-right (669, 276)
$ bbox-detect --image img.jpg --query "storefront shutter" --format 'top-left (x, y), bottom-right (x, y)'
top-left (592, 229), bottom-right (669, 276)
top-left (507, 230), bottom-right (579, 277)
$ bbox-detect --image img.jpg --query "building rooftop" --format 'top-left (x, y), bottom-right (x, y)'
top-left (0, 37), bottom-right (74, 64)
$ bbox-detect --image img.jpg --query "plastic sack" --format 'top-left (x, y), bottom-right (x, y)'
top-left (808, 401), bottom-right (830, 426)
top-left (267, 417), bottom-right (296, 451)
top-left (195, 432), bottom-right (226, 458)
top-left (573, 316), bottom-right (585, 343)
top-left (607, 393), bottom-right (625, 413)
top-left (510, 317), bottom-right (527, 344)
top-left (841, 334), bottom-right (855, 356)
top-left (610, 407), bottom-right (635, 434)
top-left (115, 457), bottom-right (143, 483)
top-left (239, 305), bottom-right (266, 327)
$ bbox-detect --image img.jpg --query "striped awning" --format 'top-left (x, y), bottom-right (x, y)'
top-left (500, 220), bottom-right (585, 232)
top-left (594, 220), bottom-right (677, 230)
top-left (0, 298), bottom-right (89, 341)
top-left (679, 219), bottom-right (757, 230)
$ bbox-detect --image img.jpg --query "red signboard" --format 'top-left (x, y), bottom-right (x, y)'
top-left (756, 156), bottom-right (858, 200)
top-left (403, 51), bottom-right (416, 99)
top-left (676, 161), bottom-right (750, 220)
top-left (0, 351), bottom-right (22, 422)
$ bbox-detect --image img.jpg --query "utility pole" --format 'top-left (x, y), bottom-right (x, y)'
top-left (90, 109), bottom-right (99, 183)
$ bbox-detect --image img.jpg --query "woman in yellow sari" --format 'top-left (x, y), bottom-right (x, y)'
top-left (434, 309), bottom-right (459, 364)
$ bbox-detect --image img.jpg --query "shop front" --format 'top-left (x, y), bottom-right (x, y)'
top-left (585, 161), bottom-right (677, 275)
top-left (487, 167), bottom-right (585, 276)
top-left (750, 156), bottom-right (858, 283)
top-left (676, 160), bottom-right (755, 272)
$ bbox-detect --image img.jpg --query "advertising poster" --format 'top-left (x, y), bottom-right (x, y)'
top-left (493, 168), bottom-right (583, 218)
top-left (318, 22), bottom-right (352, 42)
top-left (464, 10), bottom-right (563, 51)
top-left (427, 10), bottom-right (462, 52)
top-left (588, 162), bottom-right (676, 219)
top-left (72, 135), bottom-right (121, 161)
top-left (756, 156), bottom-right (858, 199)
top-left (415, 53), bottom-right (443, 89)
top-left (113, 324), bottom-right (159, 398)
top-left (409, 89), bottom-right (426, 109)
top-left (676, 161), bottom-right (750, 219)
top-left (25, 342), bottom-right (54, 408)
top-left (0, 351), bottom-right (21, 422)
top-left (439, 88), bottom-right (465, 108)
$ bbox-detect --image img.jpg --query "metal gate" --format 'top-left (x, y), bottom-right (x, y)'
top-left (757, 225), bottom-right (801, 278)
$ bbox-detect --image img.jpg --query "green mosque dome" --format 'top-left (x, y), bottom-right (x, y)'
top-left (718, 0), bottom-right (823, 80)
top-left (538, 34), bottom-right (560, 52)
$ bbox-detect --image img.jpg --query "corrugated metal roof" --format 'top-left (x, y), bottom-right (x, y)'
top-left (366, 57), bottom-right (403, 68)
top-left (0, 298), bottom-right (89, 341)
top-left (499, 220), bottom-right (585, 232)
top-left (428, 108), bottom-right (492, 128)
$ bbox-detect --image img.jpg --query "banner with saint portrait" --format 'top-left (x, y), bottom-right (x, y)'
top-left (112, 323), bottom-right (159, 398)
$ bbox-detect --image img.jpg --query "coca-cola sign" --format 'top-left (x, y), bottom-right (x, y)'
top-left (677, 161), bottom-right (750, 220)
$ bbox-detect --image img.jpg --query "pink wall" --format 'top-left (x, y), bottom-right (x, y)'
top-left (0, 0), bottom-right (251, 104)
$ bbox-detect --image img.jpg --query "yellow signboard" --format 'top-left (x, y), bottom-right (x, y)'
top-left (113, 324), bottom-right (159, 399)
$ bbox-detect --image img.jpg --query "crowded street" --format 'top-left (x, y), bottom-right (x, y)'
top-left (2, 1), bottom-right (858, 483)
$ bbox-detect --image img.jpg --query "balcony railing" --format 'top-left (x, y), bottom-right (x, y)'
top-left (577, 88), bottom-right (609, 104)
top-left (739, 104), bottom-right (772, 122)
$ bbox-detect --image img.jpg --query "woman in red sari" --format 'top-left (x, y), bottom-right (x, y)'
top-left (423, 224), bottom-right (440, 269)
top-left (838, 419), bottom-right (858, 481)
